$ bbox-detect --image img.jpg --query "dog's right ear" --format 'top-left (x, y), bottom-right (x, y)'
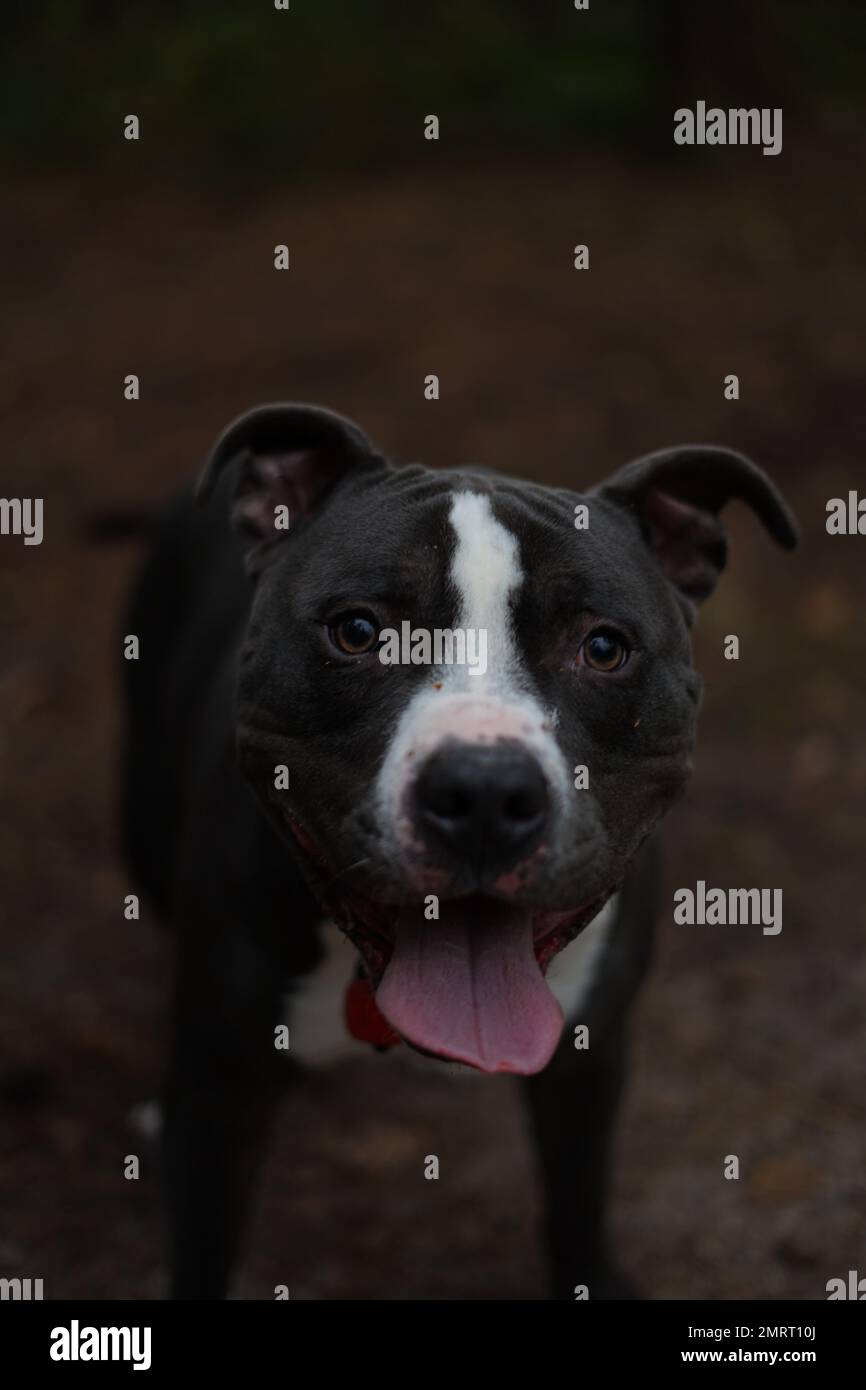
top-left (592, 445), bottom-right (798, 608)
top-left (196, 402), bottom-right (386, 572)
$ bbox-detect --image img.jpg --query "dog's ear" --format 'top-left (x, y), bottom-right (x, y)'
top-left (593, 445), bottom-right (798, 606)
top-left (197, 403), bottom-right (386, 572)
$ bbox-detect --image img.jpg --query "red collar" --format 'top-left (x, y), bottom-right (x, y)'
top-left (344, 975), bottom-right (401, 1051)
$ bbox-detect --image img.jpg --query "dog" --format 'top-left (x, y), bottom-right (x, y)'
top-left (119, 403), bottom-right (797, 1299)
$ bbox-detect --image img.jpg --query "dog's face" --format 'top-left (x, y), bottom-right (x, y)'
top-left (200, 405), bottom-right (797, 1074)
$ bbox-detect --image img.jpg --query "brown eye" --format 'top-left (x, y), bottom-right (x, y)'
top-left (582, 629), bottom-right (629, 672)
top-left (330, 613), bottom-right (381, 655)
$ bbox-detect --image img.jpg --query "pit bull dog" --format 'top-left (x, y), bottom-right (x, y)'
top-left (119, 404), bottom-right (797, 1299)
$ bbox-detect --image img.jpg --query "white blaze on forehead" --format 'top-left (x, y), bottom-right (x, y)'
top-left (376, 488), bottom-right (571, 836)
top-left (448, 490), bottom-right (521, 690)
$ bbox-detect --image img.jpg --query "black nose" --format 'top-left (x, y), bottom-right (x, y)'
top-left (414, 741), bottom-right (549, 873)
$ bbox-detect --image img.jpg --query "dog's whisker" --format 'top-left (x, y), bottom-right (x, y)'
top-left (331, 856), bottom-right (373, 882)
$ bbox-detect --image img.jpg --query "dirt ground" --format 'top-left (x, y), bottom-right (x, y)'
top-left (1, 142), bottom-right (864, 1299)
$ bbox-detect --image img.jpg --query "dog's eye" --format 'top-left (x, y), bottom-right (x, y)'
top-left (581, 629), bottom-right (629, 672)
top-left (330, 613), bottom-right (381, 655)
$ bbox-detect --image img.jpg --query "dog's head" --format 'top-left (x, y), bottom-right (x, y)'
top-left (199, 403), bottom-right (797, 1074)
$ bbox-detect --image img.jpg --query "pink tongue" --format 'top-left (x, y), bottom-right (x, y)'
top-left (375, 900), bottom-right (564, 1075)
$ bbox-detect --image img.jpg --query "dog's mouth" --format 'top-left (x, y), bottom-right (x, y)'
top-left (284, 812), bottom-right (607, 1076)
top-left (343, 894), bottom-right (603, 1075)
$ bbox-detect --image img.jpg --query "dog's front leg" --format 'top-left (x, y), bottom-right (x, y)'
top-left (163, 922), bottom-right (286, 1300)
top-left (522, 1023), bottom-right (636, 1301)
top-left (522, 841), bottom-right (659, 1300)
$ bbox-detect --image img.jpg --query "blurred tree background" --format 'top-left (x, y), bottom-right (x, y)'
top-left (2, 0), bottom-right (865, 1302)
top-left (2, 0), bottom-right (864, 179)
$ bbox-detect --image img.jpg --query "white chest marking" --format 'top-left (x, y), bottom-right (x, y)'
top-left (544, 894), bottom-right (618, 1022)
top-left (283, 922), bottom-right (359, 1066)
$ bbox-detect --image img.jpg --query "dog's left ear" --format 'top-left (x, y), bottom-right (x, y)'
top-left (593, 445), bottom-right (798, 605)
top-left (196, 402), bottom-right (387, 572)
